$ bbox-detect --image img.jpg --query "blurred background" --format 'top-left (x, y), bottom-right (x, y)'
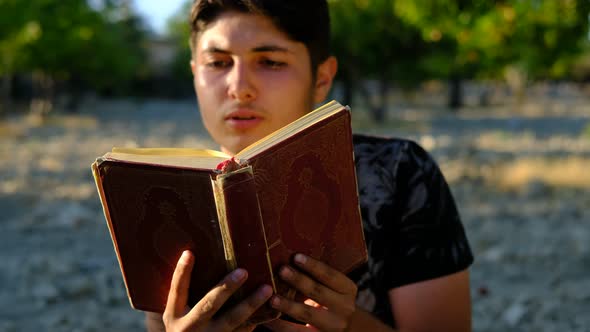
top-left (1, 0), bottom-right (589, 331)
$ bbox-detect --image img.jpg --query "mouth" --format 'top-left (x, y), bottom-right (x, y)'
top-left (225, 108), bottom-right (263, 121)
top-left (229, 116), bottom-right (258, 121)
top-left (224, 109), bottom-right (263, 129)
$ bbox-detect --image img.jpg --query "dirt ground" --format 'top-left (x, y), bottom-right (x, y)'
top-left (1, 91), bottom-right (589, 331)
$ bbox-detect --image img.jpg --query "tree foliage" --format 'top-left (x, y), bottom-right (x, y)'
top-left (160, 0), bottom-right (590, 117)
top-left (330, 0), bottom-right (433, 119)
top-left (394, 0), bottom-right (590, 80)
top-left (0, 0), bottom-right (149, 103)
top-left (166, 0), bottom-right (194, 92)
top-left (4, 0), bottom-right (584, 115)
top-left (330, 0), bottom-right (590, 114)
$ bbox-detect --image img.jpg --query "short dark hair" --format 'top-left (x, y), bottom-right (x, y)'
top-left (189, 0), bottom-right (331, 75)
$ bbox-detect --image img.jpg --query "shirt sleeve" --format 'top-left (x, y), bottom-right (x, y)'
top-left (382, 140), bottom-right (474, 290)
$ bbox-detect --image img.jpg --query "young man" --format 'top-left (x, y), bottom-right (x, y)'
top-left (146, 1), bottom-right (473, 331)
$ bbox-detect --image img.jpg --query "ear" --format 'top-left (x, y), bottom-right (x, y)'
top-left (190, 59), bottom-right (197, 76)
top-left (313, 56), bottom-right (338, 104)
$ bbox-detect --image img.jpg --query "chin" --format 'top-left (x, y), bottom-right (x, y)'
top-left (220, 131), bottom-right (267, 155)
top-left (237, 135), bottom-right (264, 152)
top-left (223, 142), bottom-right (250, 155)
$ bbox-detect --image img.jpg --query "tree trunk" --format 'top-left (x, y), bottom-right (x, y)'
top-left (448, 75), bottom-right (463, 110)
top-left (336, 66), bottom-right (354, 107)
top-left (0, 74), bottom-right (12, 116)
top-left (376, 78), bottom-right (389, 121)
top-left (478, 81), bottom-right (492, 107)
top-left (370, 103), bottom-right (386, 123)
top-left (30, 71), bottom-right (55, 123)
top-left (505, 66), bottom-right (528, 107)
top-left (362, 77), bottom-right (390, 123)
top-left (341, 77), bottom-right (354, 107)
top-left (64, 76), bottom-right (83, 113)
top-left (359, 81), bottom-right (387, 123)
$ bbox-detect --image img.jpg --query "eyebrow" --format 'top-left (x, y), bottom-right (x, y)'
top-left (202, 44), bottom-right (292, 54)
top-left (252, 45), bottom-right (290, 53)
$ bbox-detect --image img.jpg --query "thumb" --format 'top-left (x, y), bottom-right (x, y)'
top-left (164, 250), bottom-right (194, 318)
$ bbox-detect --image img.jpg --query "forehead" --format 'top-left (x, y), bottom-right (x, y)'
top-left (197, 12), bottom-right (300, 52)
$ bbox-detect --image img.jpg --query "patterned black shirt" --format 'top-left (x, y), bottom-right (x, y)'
top-left (254, 134), bottom-right (473, 331)
top-left (348, 134), bottom-right (473, 326)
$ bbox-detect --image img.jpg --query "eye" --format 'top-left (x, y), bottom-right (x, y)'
top-left (260, 58), bottom-right (286, 69)
top-left (206, 59), bottom-right (232, 69)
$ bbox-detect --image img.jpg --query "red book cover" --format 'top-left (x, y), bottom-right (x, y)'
top-left (93, 162), bottom-right (228, 313)
top-left (247, 110), bottom-right (367, 293)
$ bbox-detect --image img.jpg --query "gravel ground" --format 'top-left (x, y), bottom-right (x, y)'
top-left (0, 96), bottom-right (589, 332)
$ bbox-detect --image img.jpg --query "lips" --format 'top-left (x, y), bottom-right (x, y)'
top-left (224, 109), bottom-right (263, 130)
top-left (231, 116), bottom-right (256, 120)
top-left (225, 109), bottom-right (260, 120)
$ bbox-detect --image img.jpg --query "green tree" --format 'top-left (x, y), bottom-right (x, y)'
top-left (394, 1), bottom-right (512, 108)
top-left (503, 0), bottom-right (589, 99)
top-left (0, 0), bottom-right (41, 113)
top-left (166, 0), bottom-right (194, 96)
top-left (330, 0), bottom-right (590, 115)
top-left (0, 0), bottom-right (149, 115)
top-left (148, 0), bottom-right (590, 118)
top-left (93, 0), bottom-right (150, 95)
top-left (330, 0), bottom-right (430, 121)
top-left (394, 0), bottom-right (590, 107)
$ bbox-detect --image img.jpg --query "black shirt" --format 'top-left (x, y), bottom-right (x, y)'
top-left (348, 134), bottom-right (473, 326)
top-left (255, 134), bottom-right (474, 330)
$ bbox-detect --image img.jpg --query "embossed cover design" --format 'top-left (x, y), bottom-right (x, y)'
top-left (94, 163), bottom-right (226, 313)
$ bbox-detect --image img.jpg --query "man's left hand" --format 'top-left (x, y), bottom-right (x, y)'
top-left (263, 254), bottom-right (357, 332)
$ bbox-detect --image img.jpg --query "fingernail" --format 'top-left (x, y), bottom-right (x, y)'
top-left (180, 250), bottom-right (191, 264)
top-left (280, 266), bottom-right (293, 279)
top-left (258, 285), bottom-right (272, 300)
top-left (271, 296), bottom-right (281, 307)
top-left (294, 253), bottom-right (307, 265)
top-left (232, 268), bottom-right (247, 282)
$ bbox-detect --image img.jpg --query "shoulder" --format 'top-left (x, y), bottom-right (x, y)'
top-left (353, 133), bottom-right (434, 165)
top-left (352, 133), bottom-right (473, 289)
top-left (352, 133), bottom-right (438, 187)
top-left (353, 133), bottom-right (417, 157)
top-left (351, 133), bottom-right (445, 233)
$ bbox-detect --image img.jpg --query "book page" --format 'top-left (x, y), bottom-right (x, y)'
top-left (236, 101), bottom-right (347, 160)
top-left (112, 147), bottom-right (230, 158)
top-left (102, 151), bottom-right (228, 170)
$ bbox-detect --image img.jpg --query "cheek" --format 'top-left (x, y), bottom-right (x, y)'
top-left (281, 72), bottom-right (314, 111)
top-left (195, 72), bottom-right (210, 94)
top-left (195, 68), bottom-right (224, 94)
top-left (194, 75), bottom-right (220, 129)
top-left (195, 75), bottom-right (222, 118)
top-left (264, 70), bottom-right (312, 101)
top-left (199, 108), bottom-right (226, 146)
top-left (198, 105), bottom-right (216, 135)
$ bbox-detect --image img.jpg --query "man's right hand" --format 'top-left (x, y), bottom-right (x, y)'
top-left (162, 250), bottom-right (273, 332)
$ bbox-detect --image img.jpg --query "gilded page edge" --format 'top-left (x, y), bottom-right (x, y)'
top-left (211, 175), bottom-right (238, 273)
top-left (344, 109), bottom-right (369, 273)
top-left (236, 100), bottom-right (343, 159)
top-left (215, 166), bottom-right (277, 294)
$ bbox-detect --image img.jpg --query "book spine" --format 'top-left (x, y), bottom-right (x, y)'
top-left (211, 175), bottom-right (238, 273)
top-left (212, 166), bottom-right (279, 324)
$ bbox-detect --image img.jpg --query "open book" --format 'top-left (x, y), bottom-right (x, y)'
top-left (91, 101), bottom-right (367, 324)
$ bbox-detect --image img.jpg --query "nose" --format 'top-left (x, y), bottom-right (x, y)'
top-left (226, 60), bottom-right (256, 102)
